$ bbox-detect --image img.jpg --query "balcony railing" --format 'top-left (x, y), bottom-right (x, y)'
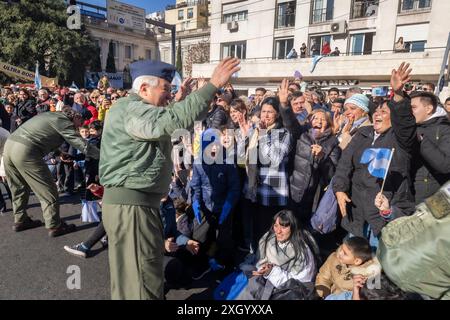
top-left (351, 0), bottom-right (379, 19)
top-left (276, 13), bottom-right (296, 28)
top-left (311, 7), bottom-right (333, 24)
top-left (399, 0), bottom-right (432, 13)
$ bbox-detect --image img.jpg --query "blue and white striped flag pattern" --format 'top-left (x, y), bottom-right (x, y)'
top-left (360, 148), bottom-right (393, 179)
top-left (34, 62), bottom-right (41, 90)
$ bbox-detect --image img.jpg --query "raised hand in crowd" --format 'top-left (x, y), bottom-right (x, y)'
top-left (336, 191), bottom-right (351, 217)
top-left (174, 77), bottom-right (194, 102)
top-left (237, 111), bottom-right (250, 137)
top-left (209, 57), bottom-right (241, 89)
top-left (278, 79), bottom-right (290, 107)
top-left (333, 111), bottom-right (345, 134)
top-left (341, 116), bottom-right (354, 135)
top-left (102, 99), bottom-right (112, 109)
top-left (391, 62), bottom-right (412, 101)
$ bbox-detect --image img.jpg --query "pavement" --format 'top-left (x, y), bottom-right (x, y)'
top-left (0, 192), bottom-right (215, 300)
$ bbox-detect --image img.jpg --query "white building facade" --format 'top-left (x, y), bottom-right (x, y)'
top-left (192, 0), bottom-right (450, 99)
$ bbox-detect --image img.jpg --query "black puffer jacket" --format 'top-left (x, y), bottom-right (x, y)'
top-left (333, 99), bottom-right (416, 236)
top-left (290, 128), bottom-right (341, 204)
top-left (16, 98), bottom-right (36, 123)
top-left (204, 105), bottom-right (228, 129)
top-left (413, 112), bottom-right (450, 203)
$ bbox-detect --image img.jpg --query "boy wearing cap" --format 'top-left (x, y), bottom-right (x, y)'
top-left (100, 57), bottom-right (240, 300)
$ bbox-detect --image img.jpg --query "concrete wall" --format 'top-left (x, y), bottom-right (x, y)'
top-left (87, 25), bottom-right (157, 72)
top-left (165, 4), bottom-right (209, 33)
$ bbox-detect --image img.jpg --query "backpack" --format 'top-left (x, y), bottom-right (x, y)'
top-left (310, 180), bottom-right (338, 234)
top-left (377, 181), bottom-right (450, 299)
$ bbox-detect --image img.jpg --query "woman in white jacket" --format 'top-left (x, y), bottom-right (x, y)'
top-left (238, 210), bottom-right (317, 299)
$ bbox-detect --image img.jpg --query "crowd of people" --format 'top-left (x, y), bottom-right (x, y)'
top-left (0, 58), bottom-right (449, 300)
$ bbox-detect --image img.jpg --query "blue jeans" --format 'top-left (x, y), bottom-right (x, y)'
top-left (325, 291), bottom-right (353, 300)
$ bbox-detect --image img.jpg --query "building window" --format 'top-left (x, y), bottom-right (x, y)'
top-left (350, 33), bottom-right (374, 55)
top-left (309, 35), bottom-right (331, 56)
top-left (405, 40), bottom-right (426, 52)
top-left (178, 10), bottom-right (184, 20)
top-left (221, 42), bottom-right (246, 59)
top-left (223, 10), bottom-right (248, 23)
top-left (274, 38), bottom-right (294, 59)
top-left (400, 0), bottom-right (431, 13)
top-left (351, 0), bottom-right (379, 19)
top-left (311, 0), bottom-right (334, 24)
top-left (125, 45), bottom-right (132, 60)
top-left (187, 8), bottom-right (194, 19)
top-left (276, 1), bottom-right (296, 28)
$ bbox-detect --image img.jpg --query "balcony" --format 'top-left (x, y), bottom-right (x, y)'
top-left (276, 13), bottom-right (296, 29)
top-left (192, 49), bottom-right (445, 82)
top-left (399, 0), bottom-right (432, 14)
top-left (351, 0), bottom-right (379, 19)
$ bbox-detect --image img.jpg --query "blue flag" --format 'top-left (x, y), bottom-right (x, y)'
top-left (360, 148), bottom-right (393, 179)
top-left (34, 62), bottom-right (42, 90)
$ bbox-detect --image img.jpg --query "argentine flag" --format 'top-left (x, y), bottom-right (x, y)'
top-left (360, 148), bottom-right (393, 179)
top-left (34, 62), bottom-right (42, 90)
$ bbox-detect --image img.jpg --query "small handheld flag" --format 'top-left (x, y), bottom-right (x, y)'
top-left (360, 148), bottom-right (395, 193)
top-left (34, 61), bottom-right (42, 90)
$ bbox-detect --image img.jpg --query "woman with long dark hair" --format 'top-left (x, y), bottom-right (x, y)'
top-left (238, 210), bottom-right (317, 300)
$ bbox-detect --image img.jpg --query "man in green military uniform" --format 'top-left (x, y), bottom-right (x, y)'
top-left (99, 57), bottom-right (240, 300)
top-left (4, 106), bottom-right (100, 237)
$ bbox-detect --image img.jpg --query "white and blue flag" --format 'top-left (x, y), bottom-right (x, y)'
top-left (34, 61), bottom-right (41, 90)
top-left (360, 148), bottom-right (393, 179)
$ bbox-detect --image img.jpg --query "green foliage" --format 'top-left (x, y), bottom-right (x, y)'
top-left (91, 47), bottom-right (102, 72)
top-left (105, 40), bottom-right (116, 73)
top-left (176, 39), bottom-right (183, 77)
top-left (0, 0), bottom-right (98, 85)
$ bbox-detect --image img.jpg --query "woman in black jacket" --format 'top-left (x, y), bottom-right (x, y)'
top-left (332, 63), bottom-right (416, 246)
top-left (16, 89), bottom-right (36, 126)
top-left (280, 102), bottom-right (341, 225)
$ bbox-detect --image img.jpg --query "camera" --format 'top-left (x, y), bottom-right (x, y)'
top-left (371, 86), bottom-right (388, 97)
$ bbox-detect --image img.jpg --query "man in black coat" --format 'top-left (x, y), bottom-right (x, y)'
top-left (401, 91), bottom-right (450, 204)
top-left (333, 63), bottom-right (416, 242)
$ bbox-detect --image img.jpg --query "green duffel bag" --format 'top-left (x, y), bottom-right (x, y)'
top-left (377, 181), bottom-right (450, 300)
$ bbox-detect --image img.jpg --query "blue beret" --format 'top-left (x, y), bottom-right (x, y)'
top-left (129, 60), bottom-right (176, 83)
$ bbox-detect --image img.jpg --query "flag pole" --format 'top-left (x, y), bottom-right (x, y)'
top-left (380, 148), bottom-right (395, 194)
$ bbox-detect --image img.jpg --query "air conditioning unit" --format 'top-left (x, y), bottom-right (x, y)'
top-left (330, 20), bottom-right (347, 35)
top-left (227, 21), bottom-right (239, 32)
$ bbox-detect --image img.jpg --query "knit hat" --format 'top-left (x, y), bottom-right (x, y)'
top-left (344, 93), bottom-right (370, 113)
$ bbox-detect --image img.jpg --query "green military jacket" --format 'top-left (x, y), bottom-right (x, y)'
top-left (8, 111), bottom-right (98, 158)
top-left (99, 82), bottom-right (217, 206)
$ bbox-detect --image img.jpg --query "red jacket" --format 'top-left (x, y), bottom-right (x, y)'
top-left (322, 43), bottom-right (331, 55)
top-left (84, 102), bottom-right (98, 125)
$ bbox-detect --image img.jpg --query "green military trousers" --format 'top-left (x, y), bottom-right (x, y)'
top-left (3, 140), bottom-right (61, 229)
top-left (103, 203), bottom-right (165, 300)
